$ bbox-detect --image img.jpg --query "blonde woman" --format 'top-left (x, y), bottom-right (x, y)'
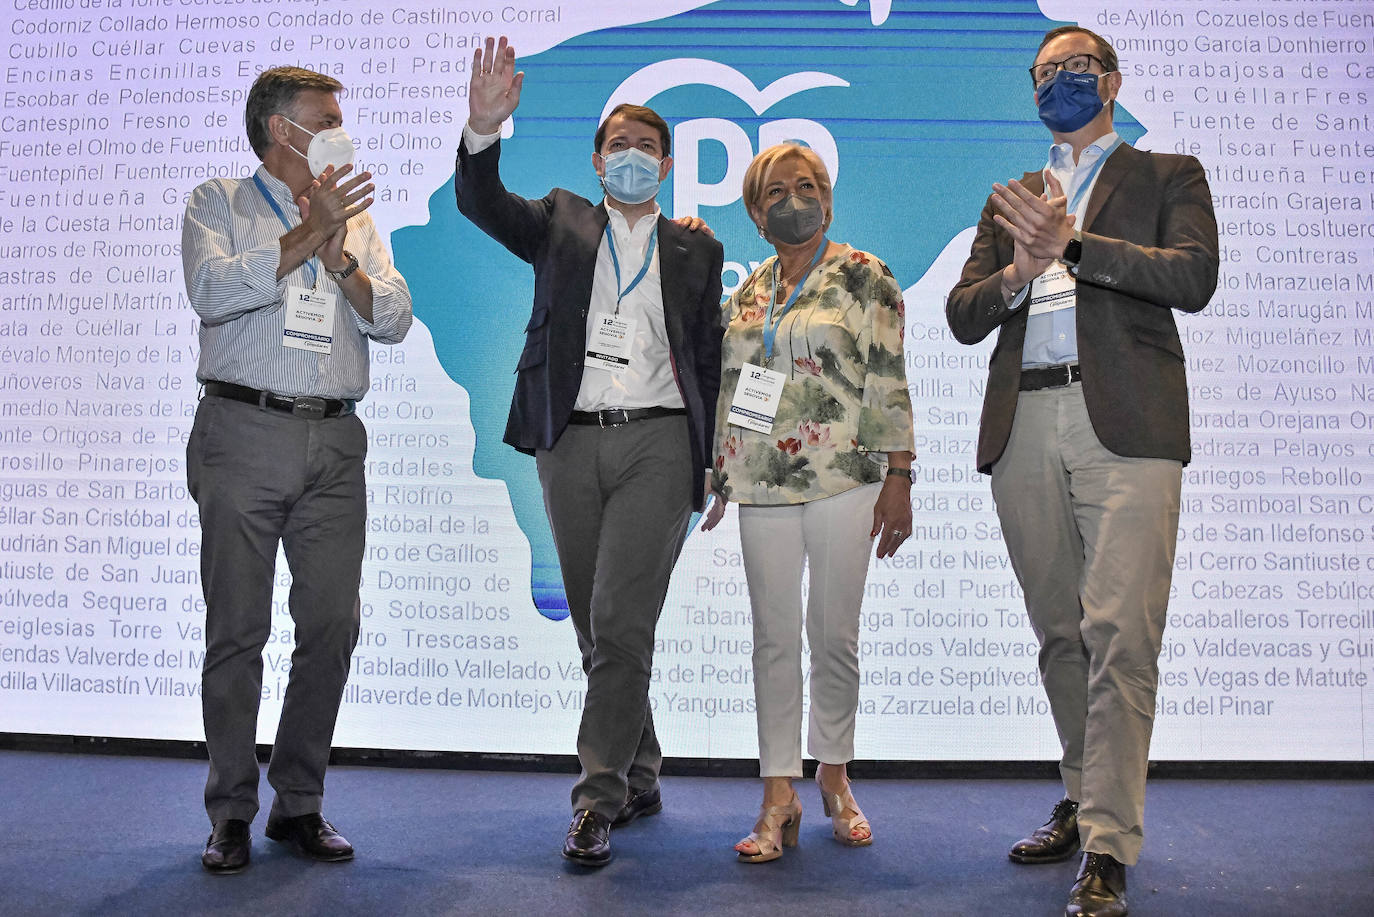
top-left (702, 142), bottom-right (915, 862)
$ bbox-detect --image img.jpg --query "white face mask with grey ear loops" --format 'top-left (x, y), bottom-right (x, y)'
top-left (283, 116), bottom-right (355, 177)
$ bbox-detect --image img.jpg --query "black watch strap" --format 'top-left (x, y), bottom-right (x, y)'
top-left (886, 467), bottom-right (913, 481)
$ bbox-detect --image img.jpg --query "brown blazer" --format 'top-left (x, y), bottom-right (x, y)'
top-left (946, 143), bottom-right (1219, 473)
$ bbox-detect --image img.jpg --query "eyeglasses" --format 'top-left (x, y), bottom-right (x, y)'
top-left (1029, 53), bottom-right (1107, 87)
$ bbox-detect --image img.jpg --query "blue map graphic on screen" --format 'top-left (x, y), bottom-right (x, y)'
top-left (394, 0), bottom-right (1142, 620)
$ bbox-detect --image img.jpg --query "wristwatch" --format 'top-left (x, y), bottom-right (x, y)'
top-left (886, 467), bottom-right (913, 482)
top-left (1061, 231), bottom-right (1082, 269)
top-left (328, 250), bottom-right (359, 281)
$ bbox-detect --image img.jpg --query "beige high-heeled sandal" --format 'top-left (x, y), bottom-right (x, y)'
top-left (734, 793), bottom-right (802, 863)
top-left (816, 772), bottom-right (872, 846)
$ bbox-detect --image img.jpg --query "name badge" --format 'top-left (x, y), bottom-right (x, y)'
top-left (585, 311), bottom-right (636, 374)
top-left (283, 285), bottom-right (336, 354)
top-left (1027, 263), bottom-right (1076, 316)
top-left (727, 362), bottom-right (786, 433)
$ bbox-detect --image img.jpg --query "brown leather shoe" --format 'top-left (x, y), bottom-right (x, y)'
top-left (1009, 797), bottom-right (1080, 863)
top-left (201, 818), bottom-right (250, 874)
top-left (264, 812), bottom-right (354, 862)
top-left (612, 785), bottom-right (662, 828)
top-left (1066, 851), bottom-right (1127, 917)
top-left (562, 809), bottom-right (612, 866)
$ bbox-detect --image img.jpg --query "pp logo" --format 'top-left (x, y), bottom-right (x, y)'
top-left (600, 59), bottom-right (849, 219)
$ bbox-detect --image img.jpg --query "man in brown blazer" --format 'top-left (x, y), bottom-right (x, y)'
top-left (946, 26), bottom-right (1218, 917)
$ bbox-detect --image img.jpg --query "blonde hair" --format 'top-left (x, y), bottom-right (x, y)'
top-left (742, 142), bottom-right (833, 233)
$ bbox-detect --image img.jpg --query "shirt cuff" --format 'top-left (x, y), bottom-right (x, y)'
top-left (1005, 282), bottom-right (1030, 311)
top-left (351, 284), bottom-right (412, 343)
top-left (462, 124), bottom-right (502, 155)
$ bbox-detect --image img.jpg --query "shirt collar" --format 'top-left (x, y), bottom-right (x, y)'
top-left (1047, 130), bottom-right (1120, 170)
top-left (253, 164), bottom-right (296, 204)
top-left (604, 201), bottom-right (661, 236)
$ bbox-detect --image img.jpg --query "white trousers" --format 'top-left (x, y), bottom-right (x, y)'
top-left (739, 482), bottom-right (881, 777)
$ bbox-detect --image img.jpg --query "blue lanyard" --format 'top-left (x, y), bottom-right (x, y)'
top-left (1058, 136), bottom-right (1123, 220)
top-left (764, 238), bottom-right (827, 363)
top-left (252, 172), bottom-right (318, 288)
top-left (604, 222), bottom-right (657, 313)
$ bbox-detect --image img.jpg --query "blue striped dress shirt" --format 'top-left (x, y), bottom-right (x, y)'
top-left (181, 165), bottom-right (413, 400)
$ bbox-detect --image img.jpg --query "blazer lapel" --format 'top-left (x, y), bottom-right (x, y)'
top-left (1082, 143), bottom-right (1131, 231)
top-left (656, 215), bottom-right (691, 342)
top-left (563, 204), bottom-right (610, 349)
top-left (573, 202), bottom-right (610, 296)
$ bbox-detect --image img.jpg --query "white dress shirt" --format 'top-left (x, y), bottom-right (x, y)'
top-left (462, 125), bottom-right (683, 411)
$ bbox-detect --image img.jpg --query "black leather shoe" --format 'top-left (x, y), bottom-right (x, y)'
top-left (1009, 797), bottom-right (1080, 863)
top-left (201, 818), bottom-right (251, 874)
top-left (264, 812), bottom-right (354, 862)
top-left (612, 785), bottom-right (662, 828)
top-left (562, 809), bottom-right (613, 866)
top-left (1066, 851), bottom-right (1127, 917)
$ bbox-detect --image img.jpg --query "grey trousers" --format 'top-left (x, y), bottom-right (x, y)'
top-left (990, 382), bottom-right (1181, 866)
top-left (536, 415), bottom-right (693, 820)
top-left (186, 395), bottom-right (366, 823)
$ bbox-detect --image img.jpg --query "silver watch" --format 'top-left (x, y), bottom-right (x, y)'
top-left (328, 250), bottom-right (359, 281)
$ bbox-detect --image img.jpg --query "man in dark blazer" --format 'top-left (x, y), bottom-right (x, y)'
top-left (947, 26), bottom-right (1218, 917)
top-left (455, 36), bottom-right (724, 867)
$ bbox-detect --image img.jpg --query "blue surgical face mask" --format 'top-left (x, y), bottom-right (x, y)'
top-left (1035, 70), bottom-right (1106, 133)
top-left (599, 148), bottom-right (661, 205)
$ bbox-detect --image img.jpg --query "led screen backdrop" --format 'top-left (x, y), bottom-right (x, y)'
top-left (1, 0), bottom-right (1371, 760)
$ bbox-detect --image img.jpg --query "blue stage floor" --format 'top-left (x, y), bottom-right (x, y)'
top-left (0, 750), bottom-right (1370, 916)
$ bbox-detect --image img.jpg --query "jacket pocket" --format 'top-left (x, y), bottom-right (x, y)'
top-left (515, 306), bottom-right (550, 371)
top-left (524, 305), bottom-right (549, 332)
top-left (516, 334), bottom-right (546, 371)
top-left (1130, 324), bottom-right (1184, 361)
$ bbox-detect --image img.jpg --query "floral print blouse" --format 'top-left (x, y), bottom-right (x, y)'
top-left (712, 244), bottom-right (916, 505)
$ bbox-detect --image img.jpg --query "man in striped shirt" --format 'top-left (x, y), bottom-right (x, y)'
top-left (181, 66), bottom-right (412, 874)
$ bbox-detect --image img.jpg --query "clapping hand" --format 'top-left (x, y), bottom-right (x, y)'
top-left (991, 171), bottom-right (1076, 294)
top-left (296, 163), bottom-right (374, 260)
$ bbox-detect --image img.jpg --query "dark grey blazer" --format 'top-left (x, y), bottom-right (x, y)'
top-left (455, 139), bottom-right (725, 509)
top-left (946, 143), bottom-right (1219, 473)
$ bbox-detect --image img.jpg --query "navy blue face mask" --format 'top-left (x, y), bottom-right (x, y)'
top-left (1035, 70), bottom-right (1105, 133)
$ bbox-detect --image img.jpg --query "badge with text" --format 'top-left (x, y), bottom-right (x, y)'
top-left (283, 285), bottom-right (336, 354)
top-left (727, 362), bottom-right (787, 433)
top-left (1027, 263), bottom-right (1076, 316)
top-left (585, 311), bottom-right (636, 374)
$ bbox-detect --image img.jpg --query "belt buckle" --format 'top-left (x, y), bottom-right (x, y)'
top-left (292, 396), bottom-right (328, 420)
top-left (599, 409), bottom-right (628, 428)
top-left (1055, 364), bottom-right (1072, 387)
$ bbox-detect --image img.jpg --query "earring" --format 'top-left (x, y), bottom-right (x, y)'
top-left (757, 225), bottom-right (767, 239)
